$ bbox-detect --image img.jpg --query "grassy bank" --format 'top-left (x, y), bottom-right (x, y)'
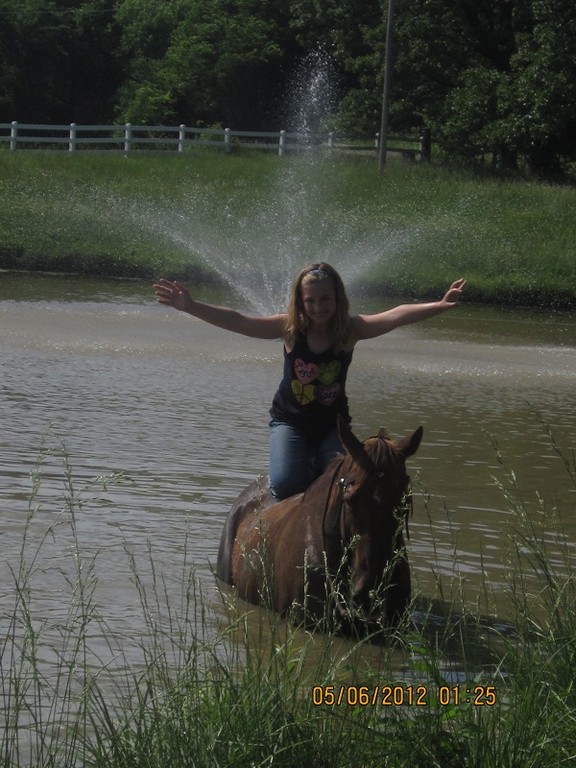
top-left (0, 149), bottom-right (575, 309)
top-left (2, 429), bottom-right (576, 767)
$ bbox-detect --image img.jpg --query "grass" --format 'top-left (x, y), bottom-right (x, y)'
top-left (0, 149), bottom-right (575, 309)
top-left (1, 424), bottom-right (575, 767)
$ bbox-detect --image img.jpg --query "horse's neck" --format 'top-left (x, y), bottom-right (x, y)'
top-left (317, 459), bottom-right (348, 566)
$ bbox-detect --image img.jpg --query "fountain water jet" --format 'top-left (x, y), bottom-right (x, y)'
top-left (131, 182), bottom-right (420, 316)
top-left (283, 48), bottom-right (338, 138)
top-left (124, 50), bottom-right (419, 314)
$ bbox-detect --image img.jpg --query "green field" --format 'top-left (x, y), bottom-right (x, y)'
top-left (1, 149), bottom-right (575, 310)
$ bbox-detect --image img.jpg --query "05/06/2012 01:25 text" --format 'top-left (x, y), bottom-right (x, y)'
top-left (311, 685), bottom-right (497, 707)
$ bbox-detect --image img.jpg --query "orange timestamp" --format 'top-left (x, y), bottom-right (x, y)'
top-left (311, 684), bottom-right (497, 707)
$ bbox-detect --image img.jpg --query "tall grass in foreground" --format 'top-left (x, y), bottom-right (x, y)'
top-left (1, 427), bottom-right (575, 767)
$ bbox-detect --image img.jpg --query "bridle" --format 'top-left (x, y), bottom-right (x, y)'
top-left (320, 447), bottom-right (413, 580)
top-left (317, 445), bottom-right (413, 625)
top-left (321, 457), bottom-right (349, 571)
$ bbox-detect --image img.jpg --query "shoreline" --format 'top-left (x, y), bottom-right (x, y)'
top-left (2, 264), bottom-right (575, 314)
top-left (2, 152), bottom-right (574, 313)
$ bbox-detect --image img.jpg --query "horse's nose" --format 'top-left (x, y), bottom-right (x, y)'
top-left (351, 573), bottom-right (371, 605)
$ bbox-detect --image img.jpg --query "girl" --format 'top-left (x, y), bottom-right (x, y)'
top-left (154, 265), bottom-right (465, 499)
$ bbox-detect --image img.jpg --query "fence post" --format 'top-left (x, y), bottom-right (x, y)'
top-left (328, 131), bottom-right (334, 150)
top-left (278, 130), bottom-right (286, 157)
top-left (124, 123), bottom-right (132, 153)
top-left (224, 127), bottom-right (232, 153)
top-left (69, 123), bottom-right (77, 153)
top-left (178, 124), bottom-right (186, 152)
top-left (10, 121), bottom-right (18, 151)
top-left (419, 128), bottom-right (431, 161)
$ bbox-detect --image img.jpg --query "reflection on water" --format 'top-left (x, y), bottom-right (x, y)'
top-left (1, 273), bottom-right (575, 668)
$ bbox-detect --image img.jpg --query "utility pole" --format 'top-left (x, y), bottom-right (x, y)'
top-left (378, 0), bottom-right (396, 171)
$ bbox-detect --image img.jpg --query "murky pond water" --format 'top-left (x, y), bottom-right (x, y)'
top-left (1, 272), bottom-right (575, 670)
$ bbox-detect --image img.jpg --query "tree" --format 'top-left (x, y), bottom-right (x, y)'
top-left (503, 0), bottom-right (576, 173)
top-left (114, 0), bottom-right (287, 128)
top-left (0, 0), bottom-right (122, 122)
top-left (394, 0), bottom-right (576, 172)
top-left (0, 0), bottom-right (574, 174)
top-left (288, 0), bottom-right (385, 136)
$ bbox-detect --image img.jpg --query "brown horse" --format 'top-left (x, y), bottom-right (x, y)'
top-left (216, 417), bottom-right (423, 631)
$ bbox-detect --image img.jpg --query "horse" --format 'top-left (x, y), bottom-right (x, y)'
top-left (216, 416), bottom-right (423, 632)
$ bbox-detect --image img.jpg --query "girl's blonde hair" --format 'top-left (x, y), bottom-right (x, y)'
top-left (285, 263), bottom-right (353, 351)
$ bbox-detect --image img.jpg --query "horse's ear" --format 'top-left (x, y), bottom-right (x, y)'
top-left (337, 414), bottom-right (364, 460)
top-left (396, 426), bottom-right (424, 458)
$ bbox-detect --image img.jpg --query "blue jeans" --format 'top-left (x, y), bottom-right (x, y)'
top-left (269, 419), bottom-right (344, 500)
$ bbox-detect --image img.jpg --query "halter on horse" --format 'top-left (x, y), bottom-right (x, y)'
top-left (216, 417), bottom-right (423, 632)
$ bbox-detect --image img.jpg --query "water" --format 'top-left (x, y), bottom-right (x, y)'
top-left (282, 49), bottom-right (338, 136)
top-left (114, 49), bottom-right (393, 315)
top-left (1, 274), bottom-right (575, 654)
top-left (6, 56), bottom-right (575, 763)
top-left (122, 149), bottom-right (411, 316)
top-left (3, 52), bottom-right (576, 689)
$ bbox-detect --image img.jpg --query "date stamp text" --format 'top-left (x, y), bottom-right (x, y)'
top-left (311, 684), bottom-right (496, 707)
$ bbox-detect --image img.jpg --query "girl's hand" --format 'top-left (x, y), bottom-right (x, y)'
top-left (442, 278), bottom-right (466, 306)
top-left (153, 278), bottom-right (192, 312)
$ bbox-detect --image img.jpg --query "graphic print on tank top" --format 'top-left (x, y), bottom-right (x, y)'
top-left (291, 358), bottom-right (342, 406)
top-left (270, 334), bottom-right (353, 436)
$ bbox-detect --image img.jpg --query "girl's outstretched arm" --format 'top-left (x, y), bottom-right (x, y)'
top-left (352, 278), bottom-right (466, 341)
top-left (153, 279), bottom-right (286, 339)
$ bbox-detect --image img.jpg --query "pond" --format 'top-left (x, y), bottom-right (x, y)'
top-left (1, 271), bottom-right (575, 671)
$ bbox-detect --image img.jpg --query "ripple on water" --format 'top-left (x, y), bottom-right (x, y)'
top-left (1, 286), bottom-right (575, 670)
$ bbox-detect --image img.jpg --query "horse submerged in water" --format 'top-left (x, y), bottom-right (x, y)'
top-left (216, 417), bottom-right (423, 632)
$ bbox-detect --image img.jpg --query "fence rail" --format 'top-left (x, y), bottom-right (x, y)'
top-left (0, 121), bottom-right (430, 159)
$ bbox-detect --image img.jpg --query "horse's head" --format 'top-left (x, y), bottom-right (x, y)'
top-left (324, 416), bottom-right (423, 627)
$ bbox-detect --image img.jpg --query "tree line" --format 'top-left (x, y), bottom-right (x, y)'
top-left (1, 0), bottom-right (574, 175)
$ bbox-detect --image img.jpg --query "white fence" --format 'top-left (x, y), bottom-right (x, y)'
top-left (0, 121), bottom-right (429, 159)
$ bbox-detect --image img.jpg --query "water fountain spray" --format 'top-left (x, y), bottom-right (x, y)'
top-left (122, 49), bottom-right (414, 313)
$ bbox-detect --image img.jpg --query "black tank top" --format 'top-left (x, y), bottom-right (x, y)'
top-left (270, 333), bottom-right (353, 440)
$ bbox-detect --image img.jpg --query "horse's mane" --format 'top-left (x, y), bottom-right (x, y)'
top-left (365, 432), bottom-right (395, 463)
top-left (339, 431), bottom-right (400, 489)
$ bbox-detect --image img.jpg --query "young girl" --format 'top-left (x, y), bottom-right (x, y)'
top-left (154, 265), bottom-right (465, 499)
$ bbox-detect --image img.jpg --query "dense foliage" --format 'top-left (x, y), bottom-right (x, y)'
top-left (1, 0), bottom-right (575, 173)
